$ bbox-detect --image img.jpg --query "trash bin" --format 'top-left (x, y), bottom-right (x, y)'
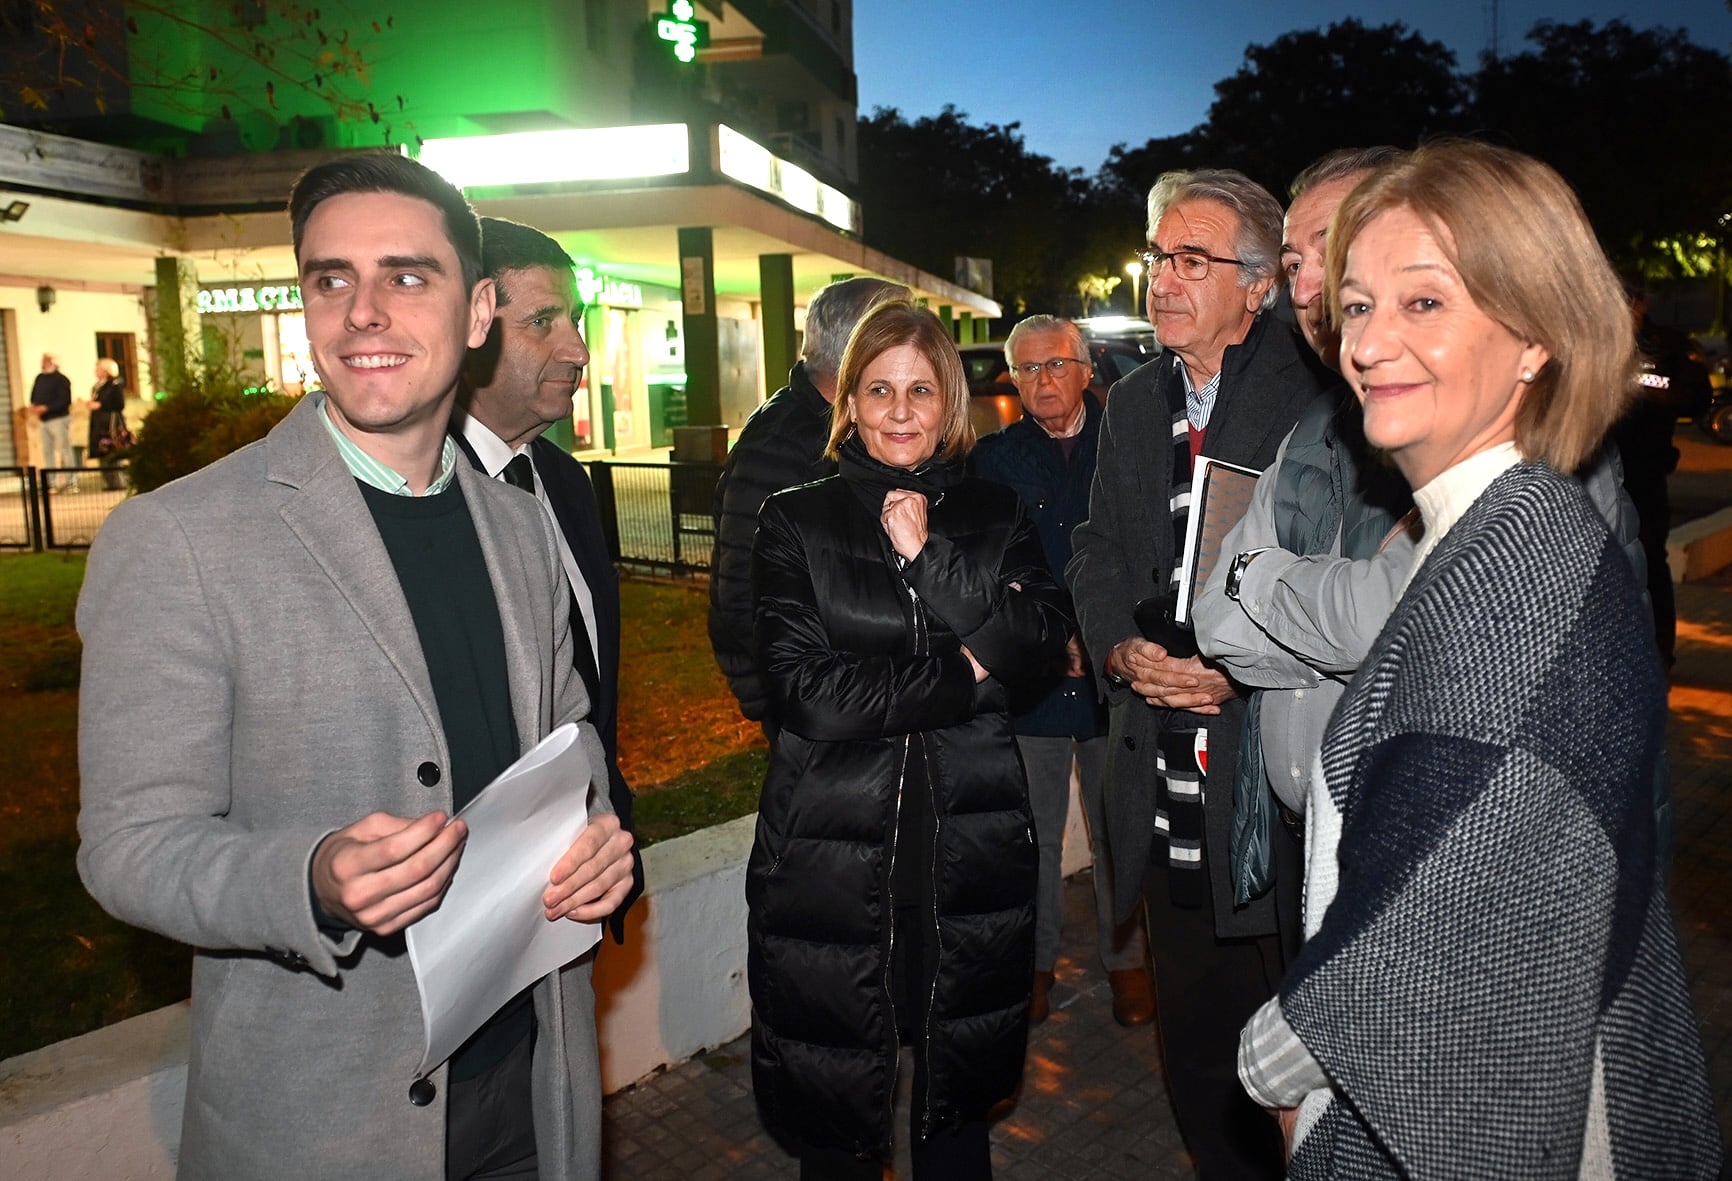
top-left (671, 425), bottom-right (730, 464)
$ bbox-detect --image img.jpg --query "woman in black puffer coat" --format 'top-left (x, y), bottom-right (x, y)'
top-left (747, 301), bottom-right (1071, 1179)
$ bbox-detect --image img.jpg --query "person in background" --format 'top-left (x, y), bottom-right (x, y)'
top-left (1614, 279), bottom-right (1714, 668)
top-left (1190, 148), bottom-right (1415, 968)
top-left (453, 215), bottom-right (644, 939)
top-left (88, 357), bottom-right (128, 490)
top-left (972, 313), bottom-right (1154, 1028)
top-left (709, 276), bottom-right (908, 737)
top-left (1067, 168), bottom-right (1329, 1179)
top-left (747, 300), bottom-right (1069, 1179)
top-left (1236, 139), bottom-right (1720, 1178)
top-left (29, 353), bottom-right (74, 490)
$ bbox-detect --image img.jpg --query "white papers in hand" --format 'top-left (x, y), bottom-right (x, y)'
top-left (405, 722), bottom-right (599, 1077)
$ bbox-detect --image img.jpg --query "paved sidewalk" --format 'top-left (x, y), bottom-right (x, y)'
top-left (603, 568), bottom-right (1732, 1178)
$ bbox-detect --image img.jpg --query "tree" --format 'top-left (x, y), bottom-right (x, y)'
top-left (1470, 20), bottom-right (1732, 272)
top-left (1151, 20), bottom-right (1464, 197)
top-left (0, 1), bottom-right (409, 147)
top-left (856, 105), bottom-right (1105, 318)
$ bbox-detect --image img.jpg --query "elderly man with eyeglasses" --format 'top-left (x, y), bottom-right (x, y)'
top-left (972, 314), bottom-right (1155, 1031)
top-left (1067, 169), bottom-right (1330, 1179)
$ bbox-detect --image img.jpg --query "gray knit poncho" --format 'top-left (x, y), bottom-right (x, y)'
top-left (1284, 462), bottom-right (1721, 1178)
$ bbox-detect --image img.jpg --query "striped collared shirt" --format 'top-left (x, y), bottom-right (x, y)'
top-left (1176, 354), bottom-right (1223, 431)
top-left (316, 394), bottom-right (458, 495)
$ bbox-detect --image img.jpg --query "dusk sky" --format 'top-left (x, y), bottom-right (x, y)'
top-left (855, 1), bottom-right (1732, 173)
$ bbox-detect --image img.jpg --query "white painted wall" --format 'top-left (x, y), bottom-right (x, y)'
top-left (0, 283), bottom-right (153, 465)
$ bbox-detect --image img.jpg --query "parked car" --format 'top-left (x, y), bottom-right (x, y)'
top-left (962, 321), bottom-right (1158, 438)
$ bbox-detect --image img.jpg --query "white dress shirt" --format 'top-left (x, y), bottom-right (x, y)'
top-left (458, 415), bottom-right (600, 664)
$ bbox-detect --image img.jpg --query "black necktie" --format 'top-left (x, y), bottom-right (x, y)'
top-left (502, 454), bottom-right (535, 492)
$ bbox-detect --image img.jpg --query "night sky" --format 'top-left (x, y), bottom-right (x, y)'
top-left (856, 0), bottom-right (1732, 172)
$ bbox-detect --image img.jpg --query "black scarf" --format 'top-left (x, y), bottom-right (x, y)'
top-left (836, 432), bottom-right (963, 508)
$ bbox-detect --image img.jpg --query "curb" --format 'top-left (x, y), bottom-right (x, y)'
top-left (1669, 507), bottom-right (1732, 584)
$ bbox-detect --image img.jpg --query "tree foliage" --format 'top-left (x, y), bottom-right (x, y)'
top-left (1189, 20), bottom-right (1464, 197)
top-left (127, 375), bottom-right (296, 494)
top-left (1470, 20), bottom-right (1732, 263)
top-left (0, 1), bottom-right (409, 145)
top-left (859, 8), bottom-right (1732, 325)
top-left (856, 105), bottom-right (1112, 317)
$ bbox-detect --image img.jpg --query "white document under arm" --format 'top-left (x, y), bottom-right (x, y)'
top-left (405, 722), bottom-right (600, 1077)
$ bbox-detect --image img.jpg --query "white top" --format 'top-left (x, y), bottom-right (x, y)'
top-left (457, 415), bottom-right (599, 663)
top-left (1402, 441), bottom-right (1524, 594)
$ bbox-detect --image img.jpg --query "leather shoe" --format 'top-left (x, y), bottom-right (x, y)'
top-left (1108, 967), bottom-right (1155, 1027)
top-left (1029, 971), bottom-right (1055, 1026)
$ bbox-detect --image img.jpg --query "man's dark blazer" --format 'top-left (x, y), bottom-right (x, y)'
top-left (453, 429), bottom-right (644, 938)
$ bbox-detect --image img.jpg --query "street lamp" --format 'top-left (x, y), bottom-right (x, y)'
top-left (1124, 260), bottom-right (1144, 315)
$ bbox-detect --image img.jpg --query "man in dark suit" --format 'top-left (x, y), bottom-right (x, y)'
top-left (454, 216), bottom-right (644, 935)
top-left (1067, 169), bottom-right (1329, 1179)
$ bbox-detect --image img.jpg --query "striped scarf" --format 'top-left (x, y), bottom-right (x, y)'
top-left (1154, 397), bottom-right (1206, 905)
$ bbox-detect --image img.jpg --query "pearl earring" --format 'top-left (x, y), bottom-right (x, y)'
top-left (1520, 370), bottom-right (1535, 383)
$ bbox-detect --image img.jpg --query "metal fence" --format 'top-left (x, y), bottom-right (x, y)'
top-left (587, 460), bottom-right (721, 577)
top-left (0, 466), bottom-right (130, 551)
top-left (0, 458), bottom-right (711, 566)
top-left (0, 467), bottom-right (38, 550)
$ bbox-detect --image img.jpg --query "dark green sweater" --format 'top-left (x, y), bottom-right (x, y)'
top-left (361, 480), bottom-right (530, 1082)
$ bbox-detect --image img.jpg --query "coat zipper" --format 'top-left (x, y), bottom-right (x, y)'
top-left (902, 574), bottom-right (944, 1141)
top-left (883, 731), bottom-right (909, 1146)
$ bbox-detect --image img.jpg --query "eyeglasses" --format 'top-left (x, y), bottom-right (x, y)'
top-left (1137, 247), bottom-right (1245, 282)
top-left (1011, 357), bottom-right (1090, 381)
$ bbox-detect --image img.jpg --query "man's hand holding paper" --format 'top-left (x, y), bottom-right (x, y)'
top-left (405, 722), bottom-right (620, 1076)
top-left (544, 812), bottom-right (635, 922)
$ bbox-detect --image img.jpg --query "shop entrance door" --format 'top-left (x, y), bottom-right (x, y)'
top-left (96, 333), bottom-right (139, 395)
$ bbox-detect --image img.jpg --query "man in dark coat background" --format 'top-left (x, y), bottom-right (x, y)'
top-left (453, 216), bottom-right (643, 937)
top-left (29, 353), bottom-right (74, 490)
top-left (1067, 169), bottom-right (1329, 1179)
top-left (707, 275), bottom-right (908, 733)
top-left (972, 313), bottom-right (1154, 1030)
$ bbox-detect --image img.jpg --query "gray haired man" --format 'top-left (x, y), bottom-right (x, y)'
top-left (708, 276), bottom-right (908, 733)
top-left (1067, 168), bottom-right (1331, 1179)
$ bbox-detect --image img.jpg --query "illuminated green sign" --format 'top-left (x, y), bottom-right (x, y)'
top-left (197, 284), bottom-right (302, 314)
top-left (655, 0), bottom-right (709, 64)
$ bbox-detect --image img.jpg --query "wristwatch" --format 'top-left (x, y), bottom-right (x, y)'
top-left (1224, 548), bottom-right (1271, 603)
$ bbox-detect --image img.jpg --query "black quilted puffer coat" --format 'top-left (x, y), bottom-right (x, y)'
top-left (746, 440), bottom-right (1070, 1159)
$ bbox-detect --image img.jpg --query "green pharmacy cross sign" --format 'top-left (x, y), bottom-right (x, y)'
top-left (656, 0), bottom-right (710, 63)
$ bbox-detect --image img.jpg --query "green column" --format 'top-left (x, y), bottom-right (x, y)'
top-left (677, 226), bottom-right (721, 426)
top-left (154, 257), bottom-right (202, 391)
top-left (957, 311), bottom-right (972, 345)
top-left (759, 253), bottom-right (796, 397)
top-left (937, 305), bottom-right (953, 341)
top-left (974, 316), bottom-right (991, 343)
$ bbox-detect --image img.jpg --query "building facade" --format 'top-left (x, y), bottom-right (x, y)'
top-left (0, 0), bottom-right (997, 462)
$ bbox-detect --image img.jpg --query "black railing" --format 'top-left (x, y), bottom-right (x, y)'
top-left (0, 458), bottom-right (711, 566)
top-left (586, 460), bottom-right (722, 577)
top-left (0, 468), bottom-right (39, 550)
top-left (25, 467), bottom-right (130, 550)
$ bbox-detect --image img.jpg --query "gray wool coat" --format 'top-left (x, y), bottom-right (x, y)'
top-left (76, 395), bottom-right (611, 1180)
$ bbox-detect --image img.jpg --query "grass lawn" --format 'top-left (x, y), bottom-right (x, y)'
top-left (0, 554), bottom-right (763, 1061)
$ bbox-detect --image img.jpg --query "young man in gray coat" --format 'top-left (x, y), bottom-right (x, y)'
top-left (76, 154), bottom-right (634, 1180)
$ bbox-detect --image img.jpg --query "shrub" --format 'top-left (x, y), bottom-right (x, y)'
top-left (128, 376), bottom-right (298, 494)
